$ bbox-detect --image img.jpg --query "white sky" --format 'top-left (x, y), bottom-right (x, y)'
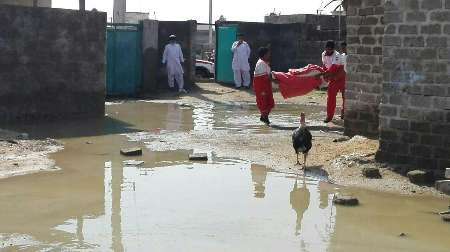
top-left (52, 0), bottom-right (341, 23)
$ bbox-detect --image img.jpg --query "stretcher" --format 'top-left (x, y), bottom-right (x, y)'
top-left (272, 64), bottom-right (326, 99)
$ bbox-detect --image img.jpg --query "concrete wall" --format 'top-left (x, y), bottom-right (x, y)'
top-left (141, 20), bottom-right (196, 92)
top-left (376, 0), bottom-right (450, 173)
top-left (0, 5), bottom-right (106, 121)
top-left (141, 20), bottom-right (159, 93)
top-left (157, 21), bottom-right (196, 90)
top-left (344, 0), bottom-right (384, 137)
top-left (217, 21), bottom-right (345, 75)
top-left (0, 0), bottom-right (51, 7)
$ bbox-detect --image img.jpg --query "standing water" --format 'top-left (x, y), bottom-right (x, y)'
top-left (0, 101), bottom-right (449, 252)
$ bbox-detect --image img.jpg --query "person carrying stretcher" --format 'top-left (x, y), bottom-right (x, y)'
top-left (315, 40), bottom-right (346, 123)
top-left (253, 47), bottom-right (275, 125)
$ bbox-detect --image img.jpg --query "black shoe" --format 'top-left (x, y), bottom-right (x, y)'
top-left (324, 118), bottom-right (332, 123)
top-left (260, 116), bottom-right (270, 125)
top-left (245, 86), bottom-right (250, 89)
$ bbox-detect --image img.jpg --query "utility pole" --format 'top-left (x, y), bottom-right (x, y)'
top-left (209, 0), bottom-right (213, 50)
top-left (33, 0), bottom-right (38, 7)
top-left (79, 0), bottom-right (85, 11)
top-left (113, 0), bottom-right (126, 23)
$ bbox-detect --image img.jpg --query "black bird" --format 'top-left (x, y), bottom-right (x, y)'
top-left (292, 113), bottom-right (312, 168)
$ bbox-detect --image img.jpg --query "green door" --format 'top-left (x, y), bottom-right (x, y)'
top-left (216, 26), bottom-right (237, 84)
top-left (106, 24), bottom-right (142, 96)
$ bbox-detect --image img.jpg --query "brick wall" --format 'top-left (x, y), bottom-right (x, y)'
top-left (344, 0), bottom-right (384, 137)
top-left (376, 0), bottom-right (450, 174)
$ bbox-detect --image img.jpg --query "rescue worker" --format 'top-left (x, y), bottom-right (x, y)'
top-left (162, 35), bottom-right (187, 94)
top-left (316, 40), bottom-right (345, 123)
top-left (231, 33), bottom-right (251, 89)
top-left (253, 47), bottom-right (275, 125)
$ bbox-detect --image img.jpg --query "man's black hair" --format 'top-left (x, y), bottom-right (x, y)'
top-left (341, 42), bottom-right (347, 47)
top-left (325, 40), bottom-right (335, 49)
top-left (258, 47), bottom-right (270, 58)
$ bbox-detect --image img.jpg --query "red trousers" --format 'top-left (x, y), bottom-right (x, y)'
top-left (253, 75), bottom-right (275, 116)
top-left (327, 77), bottom-right (345, 120)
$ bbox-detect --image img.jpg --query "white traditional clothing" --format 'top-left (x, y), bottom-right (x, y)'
top-left (231, 41), bottom-right (251, 87)
top-left (162, 43), bottom-right (185, 90)
top-left (322, 51), bottom-right (344, 69)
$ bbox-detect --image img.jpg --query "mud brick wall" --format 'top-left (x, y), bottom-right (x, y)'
top-left (0, 5), bottom-right (106, 121)
top-left (344, 0), bottom-right (385, 137)
top-left (376, 0), bottom-right (450, 173)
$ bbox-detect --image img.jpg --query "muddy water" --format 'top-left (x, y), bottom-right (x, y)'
top-left (0, 101), bottom-right (449, 252)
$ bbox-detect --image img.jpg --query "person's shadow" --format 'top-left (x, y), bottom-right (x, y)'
top-left (290, 174), bottom-right (311, 236)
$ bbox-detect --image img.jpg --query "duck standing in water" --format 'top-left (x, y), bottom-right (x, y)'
top-left (292, 113), bottom-right (312, 168)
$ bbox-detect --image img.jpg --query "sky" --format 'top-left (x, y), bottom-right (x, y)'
top-left (52, 0), bottom-right (341, 23)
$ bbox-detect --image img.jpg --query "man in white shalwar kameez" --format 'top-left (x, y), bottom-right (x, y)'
top-left (162, 35), bottom-right (187, 93)
top-left (231, 33), bottom-right (251, 89)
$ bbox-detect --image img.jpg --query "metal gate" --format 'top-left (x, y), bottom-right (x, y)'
top-left (106, 23), bottom-right (142, 96)
top-left (215, 25), bottom-right (237, 84)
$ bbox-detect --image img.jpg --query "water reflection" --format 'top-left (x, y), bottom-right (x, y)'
top-left (193, 103), bottom-right (215, 131)
top-left (251, 165), bottom-right (268, 198)
top-left (290, 175), bottom-right (310, 236)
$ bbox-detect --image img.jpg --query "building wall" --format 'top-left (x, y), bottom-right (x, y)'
top-left (377, 0), bottom-right (450, 173)
top-left (344, 0), bottom-right (384, 137)
top-left (0, 0), bottom-right (51, 7)
top-left (125, 12), bottom-right (149, 24)
top-left (217, 21), bottom-right (345, 76)
top-left (0, 5), bottom-right (106, 121)
top-left (141, 20), bottom-right (196, 92)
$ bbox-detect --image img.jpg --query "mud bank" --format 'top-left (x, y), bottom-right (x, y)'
top-left (0, 129), bottom-right (62, 179)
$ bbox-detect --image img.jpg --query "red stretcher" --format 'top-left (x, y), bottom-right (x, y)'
top-left (272, 64), bottom-right (326, 99)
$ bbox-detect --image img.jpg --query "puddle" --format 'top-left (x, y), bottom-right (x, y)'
top-left (0, 101), bottom-right (449, 251)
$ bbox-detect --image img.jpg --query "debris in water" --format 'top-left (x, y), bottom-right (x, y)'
top-left (362, 167), bottom-right (382, 179)
top-left (333, 136), bottom-right (350, 143)
top-left (399, 233), bottom-right (407, 237)
top-left (86, 141), bottom-right (93, 144)
top-left (435, 180), bottom-right (450, 195)
top-left (120, 147), bottom-right (143, 156)
top-left (6, 139), bottom-right (18, 144)
top-left (333, 194), bottom-right (359, 206)
top-left (189, 153), bottom-right (208, 161)
top-left (440, 213), bottom-right (450, 222)
top-left (407, 170), bottom-right (432, 185)
top-left (123, 160), bottom-right (145, 166)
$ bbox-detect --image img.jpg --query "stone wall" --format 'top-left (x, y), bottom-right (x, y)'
top-left (0, 5), bottom-right (106, 121)
top-left (377, 0), bottom-right (450, 173)
top-left (344, 0), bottom-right (384, 137)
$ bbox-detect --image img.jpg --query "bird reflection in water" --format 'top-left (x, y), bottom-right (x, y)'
top-left (290, 174), bottom-right (311, 236)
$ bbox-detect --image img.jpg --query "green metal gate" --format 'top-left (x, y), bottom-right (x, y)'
top-left (106, 23), bottom-right (142, 96)
top-left (215, 25), bottom-right (237, 84)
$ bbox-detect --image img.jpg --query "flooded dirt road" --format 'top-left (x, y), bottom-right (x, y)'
top-left (1, 101), bottom-right (449, 251)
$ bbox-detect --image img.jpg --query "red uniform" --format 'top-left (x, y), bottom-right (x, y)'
top-left (253, 59), bottom-right (274, 116)
top-left (322, 51), bottom-right (346, 120)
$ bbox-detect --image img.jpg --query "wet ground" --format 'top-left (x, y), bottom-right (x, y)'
top-left (1, 101), bottom-right (449, 252)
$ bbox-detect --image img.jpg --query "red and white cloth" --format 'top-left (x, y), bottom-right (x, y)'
top-left (272, 64), bottom-right (326, 99)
